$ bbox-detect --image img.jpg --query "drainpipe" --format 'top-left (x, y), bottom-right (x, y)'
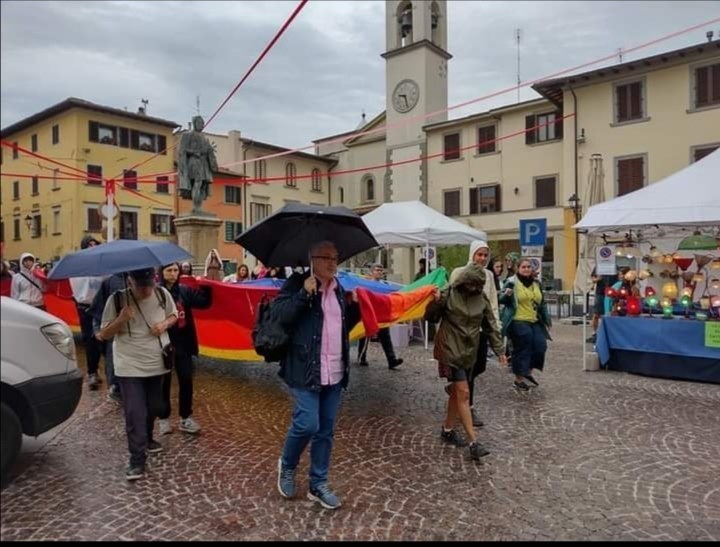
top-left (569, 85), bottom-right (580, 266)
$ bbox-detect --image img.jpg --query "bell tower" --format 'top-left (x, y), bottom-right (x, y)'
top-left (383, 0), bottom-right (451, 204)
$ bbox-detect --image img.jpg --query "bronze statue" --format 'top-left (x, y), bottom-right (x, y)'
top-left (178, 116), bottom-right (218, 215)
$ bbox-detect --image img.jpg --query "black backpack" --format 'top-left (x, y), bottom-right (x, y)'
top-left (252, 294), bottom-right (290, 363)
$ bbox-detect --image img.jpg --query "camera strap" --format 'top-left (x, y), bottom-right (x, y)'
top-left (129, 289), bottom-right (165, 352)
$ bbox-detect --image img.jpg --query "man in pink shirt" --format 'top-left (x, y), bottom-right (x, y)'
top-left (272, 241), bottom-right (360, 510)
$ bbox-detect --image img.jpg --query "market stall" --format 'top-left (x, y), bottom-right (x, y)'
top-left (574, 150), bottom-right (720, 382)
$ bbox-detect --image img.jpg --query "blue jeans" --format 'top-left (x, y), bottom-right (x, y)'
top-left (281, 383), bottom-right (343, 490)
top-left (508, 321), bottom-right (547, 376)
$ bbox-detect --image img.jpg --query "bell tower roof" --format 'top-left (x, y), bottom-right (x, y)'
top-left (383, 0), bottom-right (450, 59)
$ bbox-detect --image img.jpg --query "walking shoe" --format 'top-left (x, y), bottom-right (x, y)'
top-left (440, 428), bottom-right (468, 447)
top-left (107, 387), bottom-right (122, 405)
top-left (158, 419), bottom-right (173, 435)
top-left (87, 373), bottom-right (100, 391)
top-left (147, 440), bottom-right (163, 454)
top-left (524, 375), bottom-right (539, 387)
top-left (470, 408), bottom-right (484, 427)
top-left (179, 416), bottom-right (201, 434)
top-left (444, 383), bottom-right (452, 396)
top-left (513, 380), bottom-right (530, 392)
top-left (307, 484), bottom-right (342, 510)
top-left (585, 334), bottom-right (597, 344)
top-left (358, 361), bottom-right (369, 367)
top-left (125, 464), bottom-right (145, 481)
top-left (468, 441), bottom-right (491, 460)
top-left (388, 358), bottom-right (403, 370)
top-left (277, 458), bottom-right (296, 499)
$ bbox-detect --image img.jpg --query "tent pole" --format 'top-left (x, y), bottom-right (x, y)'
top-left (582, 290), bottom-right (588, 371)
top-left (425, 241), bottom-right (430, 350)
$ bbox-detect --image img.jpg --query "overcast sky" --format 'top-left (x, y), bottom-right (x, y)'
top-left (1, 1), bottom-right (717, 150)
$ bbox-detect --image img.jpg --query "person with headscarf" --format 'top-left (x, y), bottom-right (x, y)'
top-left (180, 262), bottom-right (193, 277)
top-left (500, 258), bottom-right (552, 392)
top-left (424, 264), bottom-right (506, 461)
top-left (446, 241), bottom-right (499, 427)
top-left (204, 249), bottom-right (223, 281)
top-left (11, 252), bottom-right (47, 309)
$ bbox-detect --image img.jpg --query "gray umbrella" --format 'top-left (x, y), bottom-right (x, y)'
top-left (586, 153), bottom-right (606, 207)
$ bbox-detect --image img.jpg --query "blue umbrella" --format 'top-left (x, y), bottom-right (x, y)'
top-left (48, 239), bottom-right (193, 279)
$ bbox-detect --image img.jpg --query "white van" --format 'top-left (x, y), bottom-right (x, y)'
top-left (1, 296), bottom-right (83, 484)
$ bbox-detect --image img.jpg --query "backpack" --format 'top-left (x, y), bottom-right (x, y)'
top-left (252, 294), bottom-right (290, 363)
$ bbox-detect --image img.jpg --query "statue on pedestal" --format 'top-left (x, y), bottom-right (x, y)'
top-left (178, 115), bottom-right (218, 215)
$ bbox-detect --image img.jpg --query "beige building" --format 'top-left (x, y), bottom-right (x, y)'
top-left (203, 130), bottom-right (337, 269)
top-left (316, 0), bottom-right (720, 287)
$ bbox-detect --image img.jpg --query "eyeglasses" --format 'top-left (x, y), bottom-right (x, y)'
top-left (312, 255), bottom-right (339, 263)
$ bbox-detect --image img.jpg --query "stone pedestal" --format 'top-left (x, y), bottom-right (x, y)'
top-left (174, 215), bottom-right (223, 270)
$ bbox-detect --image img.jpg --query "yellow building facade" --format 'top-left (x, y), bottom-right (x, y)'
top-left (1, 98), bottom-right (179, 263)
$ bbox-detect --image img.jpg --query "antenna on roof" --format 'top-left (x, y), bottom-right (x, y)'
top-left (515, 28), bottom-right (521, 104)
top-left (138, 98), bottom-right (149, 115)
top-left (196, 95), bottom-right (201, 116)
top-left (617, 47), bottom-right (624, 63)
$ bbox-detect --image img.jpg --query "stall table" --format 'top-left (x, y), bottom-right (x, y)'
top-left (596, 316), bottom-right (720, 383)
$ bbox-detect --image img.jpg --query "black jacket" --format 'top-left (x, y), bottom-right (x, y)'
top-left (159, 281), bottom-right (212, 356)
top-left (272, 272), bottom-right (360, 391)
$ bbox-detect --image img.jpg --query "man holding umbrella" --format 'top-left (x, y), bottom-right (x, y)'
top-left (236, 204), bottom-right (377, 510)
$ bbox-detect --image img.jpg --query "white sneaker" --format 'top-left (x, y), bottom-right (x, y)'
top-left (179, 416), bottom-right (201, 434)
top-left (158, 418), bottom-right (173, 435)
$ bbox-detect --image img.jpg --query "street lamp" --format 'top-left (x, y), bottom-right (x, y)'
top-left (24, 214), bottom-right (33, 230)
top-left (568, 193), bottom-right (581, 222)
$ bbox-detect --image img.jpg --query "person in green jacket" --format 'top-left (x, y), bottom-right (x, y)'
top-left (500, 258), bottom-right (552, 392)
top-left (425, 264), bottom-right (506, 461)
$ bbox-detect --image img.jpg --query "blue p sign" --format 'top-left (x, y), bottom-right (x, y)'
top-left (519, 219), bottom-right (547, 246)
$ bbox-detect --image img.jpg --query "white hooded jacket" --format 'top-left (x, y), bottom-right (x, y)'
top-left (448, 240), bottom-right (500, 325)
top-left (10, 252), bottom-right (46, 307)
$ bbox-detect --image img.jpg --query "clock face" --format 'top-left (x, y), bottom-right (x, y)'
top-left (392, 79), bottom-right (420, 113)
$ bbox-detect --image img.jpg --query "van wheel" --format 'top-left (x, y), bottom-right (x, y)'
top-left (1, 402), bottom-right (22, 486)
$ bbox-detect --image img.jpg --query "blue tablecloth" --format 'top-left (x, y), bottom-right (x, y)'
top-left (596, 316), bottom-right (720, 383)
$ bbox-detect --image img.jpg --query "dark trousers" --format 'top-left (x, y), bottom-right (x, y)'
top-left (104, 342), bottom-right (118, 390)
top-left (508, 321), bottom-right (547, 376)
top-left (117, 375), bottom-right (166, 467)
top-left (159, 352), bottom-right (194, 420)
top-left (468, 334), bottom-right (488, 408)
top-left (358, 327), bottom-right (397, 366)
top-left (77, 304), bottom-right (102, 375)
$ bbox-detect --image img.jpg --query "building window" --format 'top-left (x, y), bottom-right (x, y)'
top-left (443, 132), bottom-right (461, 160)
top-left (534, 176), bottom-right (557, 208)
top-left (13, 180), bottom-right (19, 200)
top-left (469, 184), bottom-right (501, 214)
top-left (31, 176), bottom-right (39, 195)
top-left (693, 144), bottom-right (719, 162)
top-left (253, 159), bottom-right (267, 181)
top-left (311, 168), bottom-right (322, 192)
top-left (52, 124), bottom-right (60, 145)
top-left (120, 211), bottom-right (138, 240)
top-left (137, 132), bottom-right (156, 152)
top-left (52, 209), bottom-right (61, 234)
top-left (525, 111), bottom-right (563, 144)
top-left (225, 185), bottom-right (241, 204)
top-left (89, 121), bottom-right (118, 145)
top-left (224, 221), bottom-right (243, 242)
top-left (156, 176), bottom-right (169, 194)
top-left (53, 169), bottom-right (60, 190)
top-left (13, 217), bottom-right (20, 240)
top-left (31, 134), bottom-right (38, 152)
top-left (338, 187), bottom-right (344, 203)
top-left (443, 189), bottom-right (461, 216)
top-left (87, 207), bottom-right (102, 232)
top-left (150, 213), bottom-right (172, 235)
top-left (87, 164), bottom-right (103, 185)
top-left (362, 176), bottom-right (375, 202)
top-left (614, 80), bottom-right (645, 123)
top-left (157, 135), bottom-right (167, 155)
top-left (616, 155), bottom-right (646, 196)
top-left (123, 169), bottom-right (138, 189)
top-left (250, 202), bottom-right (272, 225)
top-left (692, 62), bottom-right (720, 109)
top-left (12, 142), bottom-right (19, 159)
top-left (285, 163), bottom-right (297, 187)
top-left (477, 125), bottom-right (496, 154)
top-left (31, 214), bottom-right (41, 238)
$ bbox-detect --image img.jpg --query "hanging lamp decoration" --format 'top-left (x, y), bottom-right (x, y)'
top-left (677, 230), bottom-right (718, 251)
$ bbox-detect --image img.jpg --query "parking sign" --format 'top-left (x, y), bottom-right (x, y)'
top-left (519, 219), bottom-right (547, 246)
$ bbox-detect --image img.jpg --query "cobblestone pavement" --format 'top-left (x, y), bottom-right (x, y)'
top-left (1, 325), bottom-right (719, 541)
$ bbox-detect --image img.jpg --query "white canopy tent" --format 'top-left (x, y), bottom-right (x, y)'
top-left (363, 200), bottom-right (488, 348)
top-left (363, 200), bottom-right (488, 246)
top-left (574, 149), bottom-right (720, 235)
top-left (573, 149), bottom-right (720, 370)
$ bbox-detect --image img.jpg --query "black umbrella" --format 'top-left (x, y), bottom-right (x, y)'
top-left (235, 203), bottom-right (379, 267)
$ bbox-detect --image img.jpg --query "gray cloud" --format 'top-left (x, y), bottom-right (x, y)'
top-left (1, 1), bottom-right (716, 149)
